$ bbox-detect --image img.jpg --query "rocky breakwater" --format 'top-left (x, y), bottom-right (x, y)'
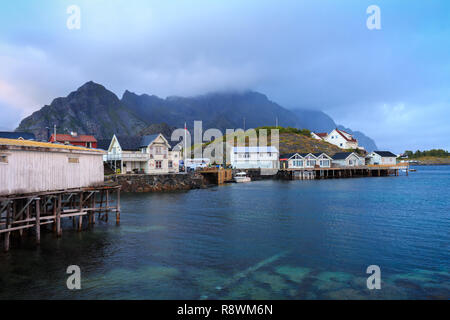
top-left (108, 173), bottom-right (205, 192)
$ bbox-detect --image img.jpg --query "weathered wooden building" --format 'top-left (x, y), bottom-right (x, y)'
top-left (0, 138), bottom-right (120, 252)
top-left (0, 138), bottom-right (104, 196)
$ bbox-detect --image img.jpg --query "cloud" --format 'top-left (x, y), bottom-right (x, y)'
top-left (0, 0), bottom-right (448, 152)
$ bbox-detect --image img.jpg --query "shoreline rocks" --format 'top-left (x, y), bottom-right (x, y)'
top-left (107, 173), bottom-right (206, 193)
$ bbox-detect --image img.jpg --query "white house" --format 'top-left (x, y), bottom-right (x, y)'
top-left (101, 134), bottom-right (181, 174)
top-left (313, 153), bottom-right (333, 168)
top-left (366, 151), bottom-right (397, 165)
top-left (324, 129), bottom-right (358, 149)
top-left (280, 152), bottom-right (332, 169)
top-left (332, 152), bottom-right (365, 167)
top-left (230, 146), bottom-right (279, 169)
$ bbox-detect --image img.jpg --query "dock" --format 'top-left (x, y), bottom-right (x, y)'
top-left (0, 185), bottom-right (121, 252)
top-left (198, 168), bottom-right (233, 185)
top-left (278, 163), bottom-right (409, 180)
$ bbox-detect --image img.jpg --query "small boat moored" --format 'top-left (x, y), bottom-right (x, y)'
top-left (234, 171), bottom-right (251, 183)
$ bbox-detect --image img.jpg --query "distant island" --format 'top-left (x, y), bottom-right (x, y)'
top-left (402, 149), bottom-right (450, 165)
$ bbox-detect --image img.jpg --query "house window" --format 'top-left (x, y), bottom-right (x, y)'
top-left (293, 160), bottom-right (303, 167)
top-left (307, 160), bottom-right (316, 167)
top-left (0, 155), bottom-right (8, 163)
top-left (340, 143), bottom-right (343, 147)
top-left (155, 160), bottom-right (162, 169)
top-left (68, 157), bottom-right (79, 164)
top-left (244, 153), bottom-right (250, 158)
top-left (321, 160), bottom-right (330, 166)
top-left (168, 160), bottom-right (173, 168)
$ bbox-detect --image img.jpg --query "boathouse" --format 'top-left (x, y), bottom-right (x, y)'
top-left (0, 138), bottom-right (105, 196)
top-left (280, 152), bottom-right (332, 169)
top-left (366, 151), bottom-right (398, 165)
top-left (332, 152), bottom-right (365, 167)
top-left (1, 138), bottom-right (120, 252)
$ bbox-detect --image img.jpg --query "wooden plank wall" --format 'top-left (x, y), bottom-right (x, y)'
top-left (0, 150), bottom-right (104, 196)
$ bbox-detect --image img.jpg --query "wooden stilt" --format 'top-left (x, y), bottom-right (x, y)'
top-left (56, 194), bottom-right (62, 237)
top-left (78, 192), bottom-right (83, 232)
top-left (116, 188), bottom-right (120, 225)
top-left (35, 199), bottom-right (41, 245)
top-left (4, 204), bottom-right (11, 252)
top-left (105, 190), bottom-right (109, 222)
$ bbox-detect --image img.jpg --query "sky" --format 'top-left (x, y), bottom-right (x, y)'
top-left (0, 0), bottom-right (449, 153)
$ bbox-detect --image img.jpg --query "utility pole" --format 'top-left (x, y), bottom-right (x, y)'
top-left (275, 117), bottom-right (278, 128)
top-left (184, 122), bottom-right (187, 173)
top-left (53, 124), bottom-right (56, 142)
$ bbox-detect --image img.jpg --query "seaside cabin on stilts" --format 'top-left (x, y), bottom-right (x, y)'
top-left (0, 138), bottom-right (121, 252)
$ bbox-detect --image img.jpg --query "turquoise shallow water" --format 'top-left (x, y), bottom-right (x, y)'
top-left (0, 165), bottom-right (449, 299)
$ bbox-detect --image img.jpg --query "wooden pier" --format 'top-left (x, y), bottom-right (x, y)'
top-left (0, 185), bottom-right (121, 252)
top-left (278, 164), bottom-right (409, 180)
top-left (198, 168), bottom-right (233, 185)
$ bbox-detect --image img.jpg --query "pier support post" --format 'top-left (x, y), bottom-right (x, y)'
top-left (56, 195), bottom-right (62, 237)
top-left (116, 188), bottom-right (121, 225)
top-left (4, 204), bottom-right (11, 252)
top-left (92, 195), bottom-right (96, 224)
top-left (35, 199), bottom-right (41, 245)
top-left (105, 190), bottom-right (109, 222)
top-left (78, 192), bottom-right (83, 232)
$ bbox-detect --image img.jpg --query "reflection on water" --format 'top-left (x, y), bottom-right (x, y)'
top-left (0, 166), bottom-right (449, 299)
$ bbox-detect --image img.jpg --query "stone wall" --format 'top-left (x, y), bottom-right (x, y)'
top-left (107, 173), bottom-right (205, 192)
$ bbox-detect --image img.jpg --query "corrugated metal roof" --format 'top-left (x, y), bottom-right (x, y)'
top-left (0, 138), bottom-right (104, 153)
top-left (50, 133), bottom-right (97, 142)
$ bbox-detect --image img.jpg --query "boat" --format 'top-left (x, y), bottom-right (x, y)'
top-left (234, 171), bottom-right (251, 183)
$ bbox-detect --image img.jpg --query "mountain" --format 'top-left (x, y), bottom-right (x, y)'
top-left (122, 90), bottom-right (298, 131)
top-left (336, 125), bottom-right (378, 152)
top-left (16, 81), bottom-right (147, 140)
top-left (16, 81), bottom-right (378, 150)
top-left (138, 123), bottom-right (176, 138)
top-left (292, 109), bottom-right (337, 133)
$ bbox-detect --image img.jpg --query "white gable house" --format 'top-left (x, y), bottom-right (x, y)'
top-left (332, 152), bottom-right (364, 167)
top-left (101, 134), bottom-right (180, 174)
top-left (230, 146), bottom-right (279, 169)
top-left (366, 151), bottom-right (397, 165)
top-left (324, 129), bottom-right (358, 150)
top-left (280, 152), bottom-right (332, 169)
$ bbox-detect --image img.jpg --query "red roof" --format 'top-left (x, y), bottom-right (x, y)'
top-left (51, 134), bottom-right (97, 143)
top-left (335, 129), bottom-right (357, 143)
top-left (315, 132), bottom-right (328, 138)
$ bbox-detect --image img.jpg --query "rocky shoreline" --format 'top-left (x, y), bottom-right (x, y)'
top-left (107, 173), bottom-right (206, 193)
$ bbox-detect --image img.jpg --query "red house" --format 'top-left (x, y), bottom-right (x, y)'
top-left (49, 132), bottom-right (98, 148)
